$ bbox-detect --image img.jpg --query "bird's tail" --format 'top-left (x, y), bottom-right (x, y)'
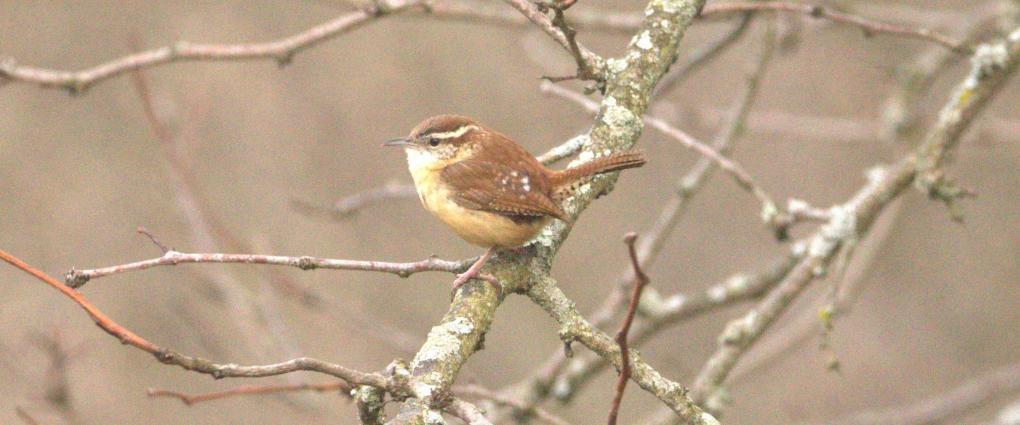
top-left (549, 150), bottom-right (646, 188)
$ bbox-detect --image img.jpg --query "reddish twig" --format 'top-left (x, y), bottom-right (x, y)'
top-left (0, 248), bottom-right (392, 385)
top-left (607, 232), bottom-right (650, 425)
top-left (700, 1), bottom-right (969, 53)
top-left (146, 382), bottom-right (351, 405)
top-left (1, 249), bottom-right (161, 353)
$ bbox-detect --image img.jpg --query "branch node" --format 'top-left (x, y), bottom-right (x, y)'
top-left (918, 170), bottom-right (976, 223)
top-left (64, 269), bottom-right (89, 288)
top-left (275, 52), bottom-right (295, 68)
top-left (65, 79), bottom-right (87, 97)
top-left (807, 5), bottom-right (824, 18)
top-left (153, 349), bottom-right (174, 363)
top-left (296, 256), bottom-right (318, 270)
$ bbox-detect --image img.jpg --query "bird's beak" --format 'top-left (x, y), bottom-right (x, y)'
top-left (382, 137), bottom-right (412, 147)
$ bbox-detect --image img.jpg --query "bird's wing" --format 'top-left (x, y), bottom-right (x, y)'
top-left (441, 158), bottom-right (566, 220)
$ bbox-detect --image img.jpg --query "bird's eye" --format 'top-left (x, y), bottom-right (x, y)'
top-left (428, 137), bottom-right (440, 147)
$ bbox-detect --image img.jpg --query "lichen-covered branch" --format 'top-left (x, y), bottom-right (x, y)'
top-left (387, 0), bottom-right (712, 423)
top-left (528, 276), bottom-right (714, 423)
top-left (499, 26), bottom-right (779, 415)
top-left (0, 248), bottom-right (498, 422)
top-left (684, 25), bottom-right (1020, 419)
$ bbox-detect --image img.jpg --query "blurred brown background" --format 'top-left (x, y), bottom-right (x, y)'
top-left (1, 1), bottom-right (1018, 424)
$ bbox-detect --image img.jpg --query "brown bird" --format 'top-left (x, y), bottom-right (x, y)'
top-left (384, 115), bottom-right (646, 293)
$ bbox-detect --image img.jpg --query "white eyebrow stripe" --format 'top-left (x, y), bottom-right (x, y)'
top-left (427, 125), bottom-right (478, 140)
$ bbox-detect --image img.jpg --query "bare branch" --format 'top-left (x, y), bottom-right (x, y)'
top-left (291, 181), bottom-right (418, 220)
top-left (827, 363), bottom-right (1020, 425)
top-left (501, 0), bottom-right (604, 79)
top-left (700, 1), bottom-right (969, 53)
top-left (687, 26), bottom-right (1020, 417)
top-left (654, 12), bottom-right (754, 97)
top-left (497, 27), bottom-right (779, 418)
top-left (388, 0), bottom-right (713, 422)
top-left (146, 382), bottom-right (351, 406)
top-left (65, 250), bottom-right (473, 288)
top-left (423, 0), bottom-right (641, 33)
top-left (528, 275), bottom-right (713, 422)
top-left (1, 249), bottom-right (387, 385)
top-left (542, 81), bottom-right (794, 237)
top-left (455, 384), bottom-right (572, 425)
top-left (447, 398), bottom-right (496, 425)
top-left (292, 132), bottom-right (593, 220)
top-left (0, 0), bottom-right (427, 93)
top-left (0, 0), bottom-right (969, 94)
top-left (606, 233), bottom-right (651, 425)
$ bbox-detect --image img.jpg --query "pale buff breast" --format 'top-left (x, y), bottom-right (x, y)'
top-left (406, 149), bottom-right (550, 248)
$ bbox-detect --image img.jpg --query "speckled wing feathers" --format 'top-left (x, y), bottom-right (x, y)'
top-left (440, 134), bottom-right (567, 221)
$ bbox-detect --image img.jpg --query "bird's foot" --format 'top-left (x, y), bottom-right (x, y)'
top-left (450, 271), bottom-right (502, 300)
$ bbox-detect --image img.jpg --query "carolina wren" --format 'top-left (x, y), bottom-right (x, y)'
top-left (384, 114), bottom-right (646, 292)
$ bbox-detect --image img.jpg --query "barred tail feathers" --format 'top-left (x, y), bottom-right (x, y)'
top-left (549, 150), bottom-right (646, 187)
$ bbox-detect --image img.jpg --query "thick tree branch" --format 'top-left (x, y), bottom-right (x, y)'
top-left (387, 0), bottom-right (712, 422)
top-left (496, 24), bottom-right (778, 419)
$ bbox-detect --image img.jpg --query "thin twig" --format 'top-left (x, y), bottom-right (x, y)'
top-left (541, 81), bottom-right (793, 236)
top-left (501, 0), bottom-right (604, 78)
top-left (684, 27), bottom-right (1020, 418)
top-left (495, 28), bottom-right (779, 419)
top-left (0, 0), bottom-right (427, 93)
top-left (447, 398), bottom-right (496, 425)
top-left (146, 382), bottom-right (351, 405)
top-left (293, 131), bottom-right (591, 219)
top-left (14, 406), bottom-right (41, 425)
top-left (0, 249), bottom-right (494, 419)
top-left (606, 233), bottom-right (651, 425)
top-left (700, 1), bottom-right (969, 53)
top-left (544, 6), bottom-right (600, 82)
top-left (422, 0), bottom-right (640, 33)
top-left (654, 12), bottom-right (754, 97)
top-left (827, 363), bottom-right (1020, 425)
top-left (128, 58), bottom-right (422, 357)
top-left (455, 384), bottom-right (573, 425)
top-left (136, 226), bottom-right (171, 254)
top-left (0, 249), bottom-right (375, 385)
top-left (291, 181), bottom-right (418, 220)
top-left (64, 250), bottom-right (473, 288)
top-left (0, 0), bottom-right (967, 93)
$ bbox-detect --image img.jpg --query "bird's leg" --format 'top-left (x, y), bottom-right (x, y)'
top-left (451, 246), bottom-right (499, 296)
